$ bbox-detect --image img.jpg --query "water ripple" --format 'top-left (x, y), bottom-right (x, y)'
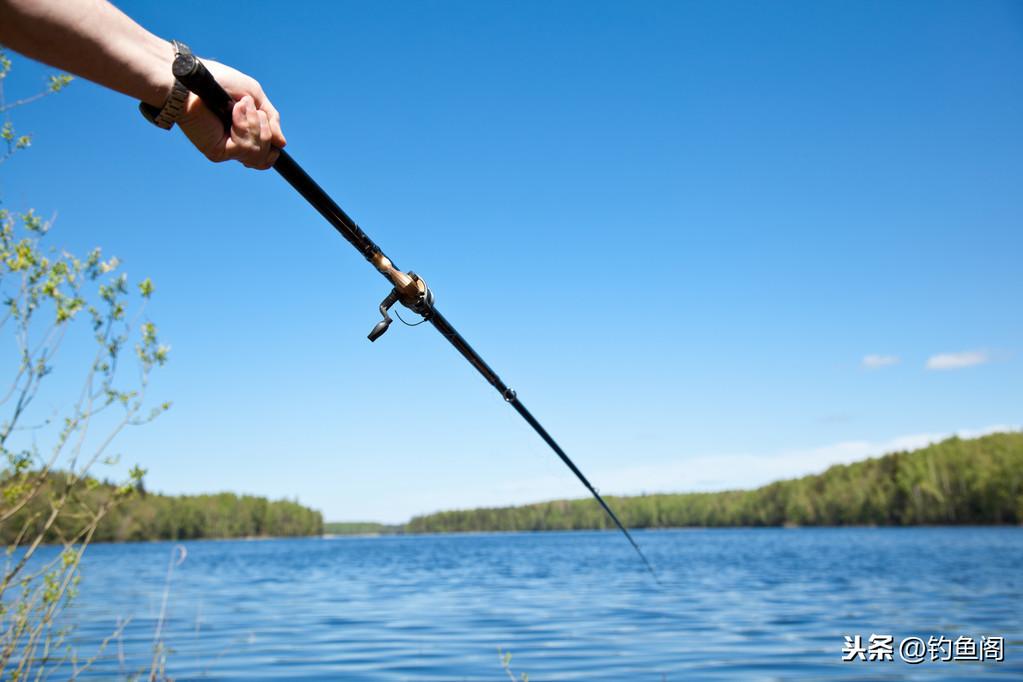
top-left (19, 527), bottom-right (1019, 680)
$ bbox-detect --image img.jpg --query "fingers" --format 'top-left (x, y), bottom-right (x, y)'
top-left (223, 95), bottom-right (276, 169)
top-left (223, 73), bottom-right (286, 150)
top-left (257, 110), bottom-right (279, 168)
top-left (178, 60), bottom-right (286, 170)
top-left (248, 83), bottom-right (286, 149)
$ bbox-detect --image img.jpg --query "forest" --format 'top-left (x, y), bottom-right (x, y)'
top-left (0, 474), bottom-right (323, 544)
top-left (405, 432), bottom-right (1023, 533)
top-left (7, 433), bottom-right (1018, 543)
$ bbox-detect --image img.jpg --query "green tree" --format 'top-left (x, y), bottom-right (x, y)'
top-left (407, 432), bottom-right (1023, 533)
top-left (0, 48), bottom-right (169, 679)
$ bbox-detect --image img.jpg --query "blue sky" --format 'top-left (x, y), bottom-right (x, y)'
top-left (1, 1), bottom-right (1020, 522)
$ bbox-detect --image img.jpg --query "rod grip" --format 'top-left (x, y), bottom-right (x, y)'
top-left (172, 53), bottom-right (233, 132)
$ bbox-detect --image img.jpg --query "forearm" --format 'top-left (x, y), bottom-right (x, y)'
top-left (0, 0), bottom-right (173, 106)
top-left (1, 0), bottom-right (284, 169)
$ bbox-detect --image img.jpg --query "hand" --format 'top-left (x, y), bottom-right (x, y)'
top-left (176, 59), bottom-right (286, 170)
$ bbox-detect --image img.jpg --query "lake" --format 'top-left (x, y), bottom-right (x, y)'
top-left (50, 528), bottom-right (1023, 679)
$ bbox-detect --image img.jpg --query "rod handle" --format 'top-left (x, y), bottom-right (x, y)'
top-left (172, 53), bottom-right (233, 133)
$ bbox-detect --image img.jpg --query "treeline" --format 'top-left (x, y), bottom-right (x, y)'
top-left (406, 432), bottom-right (1023, 533)
top-left (1, 474), bottom-right (323, 544)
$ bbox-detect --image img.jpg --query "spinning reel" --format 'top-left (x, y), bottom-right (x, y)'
top-left (366, 251), bottom-right (434, 341)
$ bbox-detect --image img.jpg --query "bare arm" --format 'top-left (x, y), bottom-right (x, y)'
top-left (0, 0), bottom-right (286, 168)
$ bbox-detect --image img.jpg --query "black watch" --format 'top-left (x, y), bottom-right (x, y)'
top-left (139, 40), bottom-right (192, 130)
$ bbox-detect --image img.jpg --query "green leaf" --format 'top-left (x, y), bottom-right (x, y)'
top-left (47, 74), bottom-right (73, 92)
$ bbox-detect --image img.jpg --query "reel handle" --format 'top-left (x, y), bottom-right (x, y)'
top-left (368, 290), bottom-right (400, 342)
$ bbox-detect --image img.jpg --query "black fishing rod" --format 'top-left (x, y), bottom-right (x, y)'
top-left (173, 53), bottom-right (656, 579)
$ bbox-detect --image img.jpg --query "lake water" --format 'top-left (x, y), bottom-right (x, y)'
top-left (48, 528), bottom-right (1023, 679)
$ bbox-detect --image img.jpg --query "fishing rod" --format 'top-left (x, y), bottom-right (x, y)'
top-left (172, 53), bottom-right (656, 579)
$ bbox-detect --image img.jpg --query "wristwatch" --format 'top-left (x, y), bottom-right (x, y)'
top-left (138, 40), bottom-right (192, 130)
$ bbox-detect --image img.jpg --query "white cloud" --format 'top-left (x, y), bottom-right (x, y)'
top-left (926, 350), bottom-right (989, 370)
top-left (862, 354), bottom-right (900, 369)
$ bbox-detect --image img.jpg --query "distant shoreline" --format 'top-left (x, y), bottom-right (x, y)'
top-left (343, 433), bottom-right (1023, 536)
top-left (64, 523), bottom-right (1023, 547)
top-left (25, 433), bottom-right (1020, 545)
top-left (323, 523), bottom-right (1023, 538)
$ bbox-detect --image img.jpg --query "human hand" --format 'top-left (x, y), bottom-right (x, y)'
top-left (176, 59), bottom-right (286, 170)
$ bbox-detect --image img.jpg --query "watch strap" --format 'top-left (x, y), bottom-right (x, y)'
top-left (138, 41), bottom-right (193, 130)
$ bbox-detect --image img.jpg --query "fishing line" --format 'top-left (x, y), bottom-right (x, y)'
top-left (394, 308), bottom-right (428, 327)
